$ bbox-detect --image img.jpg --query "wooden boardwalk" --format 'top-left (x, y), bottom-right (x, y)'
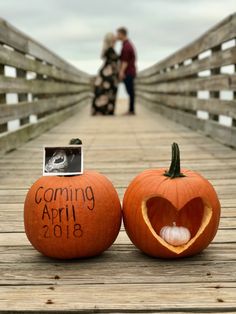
top-left (0, 100), bottom-right (236, 312)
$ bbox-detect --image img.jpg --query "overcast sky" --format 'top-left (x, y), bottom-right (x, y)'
top-left (0, 0), bottom-right (235, 74)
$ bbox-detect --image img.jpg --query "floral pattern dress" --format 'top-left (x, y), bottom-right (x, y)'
top-left (92, 47), bottom-right (119, 115)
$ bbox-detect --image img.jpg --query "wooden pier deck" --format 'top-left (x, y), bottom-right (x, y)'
top-left (0, 100), bottom-right (236, 312)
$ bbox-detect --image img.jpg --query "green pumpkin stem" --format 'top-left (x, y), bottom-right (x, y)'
top-left (164, 143), bottom-right (185, 179)
top-left (69, 138), bottom-right (82, 145)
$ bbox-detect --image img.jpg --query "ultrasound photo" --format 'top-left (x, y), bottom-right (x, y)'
top-left (43, 145), bottom-right (83, 176)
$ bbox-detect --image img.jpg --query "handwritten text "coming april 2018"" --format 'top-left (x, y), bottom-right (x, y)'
top-left (34, 185), bottom-right (95, 239)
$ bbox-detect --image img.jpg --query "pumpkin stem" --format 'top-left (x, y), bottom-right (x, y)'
top-left (164, 143), bottom-right (185, 179)
top-left (69, 138), bottom-right (82, 145)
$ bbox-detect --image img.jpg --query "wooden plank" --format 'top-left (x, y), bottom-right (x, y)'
top-left (139, 13), bottom-right (236, 77)
top-left (0, 101), bottom-right (236, 312)
top-left (136, 74), bottom-right (236, 93)
top-left (137, 96), bottom-right (236, 148)
top-left (0, 93), bottom-right (91, 124)
top-left (0, 235), bottom-right (236, 263)
top-left (136, 91), bottom-right (236, 119)
top-left (1, 262), bottom-right (236, 286)
top-left (137, 46), bottom-right (236, 84)
top-left (0, 283), bottom-right (235, 312)
top-left (0, 249), bottom-right (236, 285)
top-left (0, 97), bottom-right (90, 155)
top-left (0, 75), bottom-right (91, 94)
top-left (0, 18), bottom-right (89, 77)
top-left (0, 44), bottom-right (90, 84)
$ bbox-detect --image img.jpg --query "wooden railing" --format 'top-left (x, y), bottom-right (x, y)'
top-left (136, 13), bottom-right (236, 148)
top-left (0, 18), bottom-right (92, 155)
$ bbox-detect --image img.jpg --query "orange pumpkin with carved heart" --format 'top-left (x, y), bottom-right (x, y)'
top-left (123, 143), bottom-right (221, 258)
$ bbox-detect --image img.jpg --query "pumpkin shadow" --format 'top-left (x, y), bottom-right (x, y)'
top-left (33, 243), bottom-right (211, 264)
top-left (138, 249), bottom-right (207, 263)
top-left (35, 249), bottom-right (115, 264)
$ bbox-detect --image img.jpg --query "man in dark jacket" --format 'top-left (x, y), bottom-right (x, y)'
top-left (117, 27), bottom-right (137, 115)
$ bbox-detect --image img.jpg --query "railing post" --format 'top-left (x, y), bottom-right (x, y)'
top-left (16, 68), bottom-right (30, 126)
top-left (0, 64), bottom-right (5, 105)
top-left (34, 70), bottom-right (47, 120)
top-left (209, 45), bottom-right (221, 122)
top-left (233, 63), bottom-right (236, 127)
top-left (209, 68), bottom-right (220, 122)
top-left (0, 64), bottom-right (8, 132)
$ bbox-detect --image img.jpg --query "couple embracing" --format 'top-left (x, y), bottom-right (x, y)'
top-left (92, 27), bottom-right (136, 116)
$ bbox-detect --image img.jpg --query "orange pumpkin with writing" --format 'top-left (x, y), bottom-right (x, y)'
top-left (24, 170), bottom-right (121, 259)
top-left (123, 143), bottom-right (221, 258)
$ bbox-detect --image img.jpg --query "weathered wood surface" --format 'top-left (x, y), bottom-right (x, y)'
top-left (0, 76), bottom-right (91, 94)
top-left (0, 100), bottom-right (236, 312)
top-left (137, 46), bottom-right (236, 84)
top-left (0, 17), bottom-right (92, 155)
top-left (136, 13), bottom-right (236, 148)
top-left (0, 96), bottom-right (90, 155)
top-left (0, 44), bottom-right (89, 84)
top-left (138, 13), bottom-right (236, 77)
top-left (136, 92), bottom-right (236, 119)
top-left (0, 18), bottom-right (88, 77)
top-left (137, 95), bottom-right (236, 148)
top-left (0, 93), bottom-right (90, 124)
top-left (136, 75), bottom-right (236, 93)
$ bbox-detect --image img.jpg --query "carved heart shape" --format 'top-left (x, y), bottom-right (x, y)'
top-left (142, 196), bottom-right (212, 254)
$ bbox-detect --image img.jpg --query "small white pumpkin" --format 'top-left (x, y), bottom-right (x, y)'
top-left (160, 222), bottom-right (191, 246)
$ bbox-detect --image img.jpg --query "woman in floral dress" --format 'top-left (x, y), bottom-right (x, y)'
top-left (92, 33), bottom-right (119, 115)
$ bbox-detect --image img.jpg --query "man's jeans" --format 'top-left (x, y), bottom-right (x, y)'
top-left (124, 75), bottom-right (135, 113)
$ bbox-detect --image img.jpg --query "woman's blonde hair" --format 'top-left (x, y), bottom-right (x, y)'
top-left (101, 33), bottom-right (115, 58)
